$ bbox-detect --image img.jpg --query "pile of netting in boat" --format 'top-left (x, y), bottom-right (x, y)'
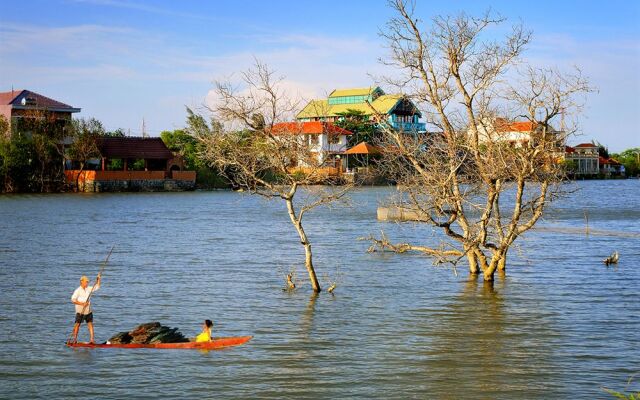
top-left (108, 322), bottom-right (189, 344)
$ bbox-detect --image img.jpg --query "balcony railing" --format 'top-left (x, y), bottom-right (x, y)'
top-left (389, 122), bottom-right (427, 132)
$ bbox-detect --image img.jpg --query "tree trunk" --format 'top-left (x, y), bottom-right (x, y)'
top-left (75, 162), bottom-right (85, 192)
top-left (285, 197), bottom-right (321, 292)
top-left (39, 161), bottom-right (46, 193)
top-left (497, 252), bottom-right (507, 272)
top-left (465, 246), bottom-right (479, 275)
top-left (303, 241), bottom-right (320, 292)
top-left (483, 263), bottom-right (497, 281)
top-left (475, 248), bottom-right (489, 273)
top-left (483, 251), bottom-right (504, 281)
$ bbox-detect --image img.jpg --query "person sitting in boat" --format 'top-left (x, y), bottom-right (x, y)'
top-left (195, 320), bottom-right (213, 342)
top-left (70, 274), bottom-right (101, 344)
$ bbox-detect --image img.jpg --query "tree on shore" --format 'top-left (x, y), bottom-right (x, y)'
top-left (161, 126), bottom-right (228, 188)
top-left (0, 110), bottom-right (71, 193)
top-left (335, 109), bottom-right (380, 147)
top-left (66, 118), bottom-right (104, 191)
top-left (611, 148), bottom-right (640, 177)
top-left (368, 1), bottom-right (592, 282)
top-left (192, 61), bottom-right (352, 292)
top-left (20, 109), bottom-right (70, 192)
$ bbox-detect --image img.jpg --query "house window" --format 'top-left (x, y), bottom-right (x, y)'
top-left (328, 135), bottom-right (340, 144)
top-left (309, 135), bottom-right (319, 145)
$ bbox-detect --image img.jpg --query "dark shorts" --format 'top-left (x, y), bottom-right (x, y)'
top-left (75, 313), bottom-right (93, 324)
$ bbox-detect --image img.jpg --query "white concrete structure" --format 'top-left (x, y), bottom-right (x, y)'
top-left (565, 143), bottom-right (600, 175)
top-left (272, 121), bottom-right (353, 171)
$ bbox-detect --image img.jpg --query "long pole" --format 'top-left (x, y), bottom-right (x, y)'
top-left (80, 245), bottom-right (114, 313)
top-left (68, 245), bottom-right (115, 343)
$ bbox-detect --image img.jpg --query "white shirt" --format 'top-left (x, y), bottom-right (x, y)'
top-left (71, 283), bottom-right (100, 314)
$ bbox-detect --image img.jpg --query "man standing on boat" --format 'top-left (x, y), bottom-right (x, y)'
top-left (70, 274), bottom-right (101, 344)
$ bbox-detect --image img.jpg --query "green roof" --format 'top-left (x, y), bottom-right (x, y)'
top-left (328, 87), bottom-right (381, 98)
top-left (297, 94), bottom-right (406, 119)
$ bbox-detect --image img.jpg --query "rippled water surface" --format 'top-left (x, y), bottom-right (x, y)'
top-left (0, 180), bottom-right (638, 399)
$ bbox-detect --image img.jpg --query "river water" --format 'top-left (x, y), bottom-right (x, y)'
top-left (0, 180), bottom-right (638, 399)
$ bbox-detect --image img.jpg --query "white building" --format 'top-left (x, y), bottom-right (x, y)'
top-left (565, 143), bottom-right (600, 175)
top-left (271, 121), bottom-right (353, 171)
top-left (475, 117), bottom-right (560, 147)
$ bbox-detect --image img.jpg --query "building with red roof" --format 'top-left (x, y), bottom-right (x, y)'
top-left (477, 117), bottom-right (560, 148)
top-left (599, 156), bottom-right (624, 176)
top-left (64, 136), bottom-right (196, 192)
top-left (563, 142), bottom-right (624, 176)
top-left (565, 142), bottom-right (599, 175)
top-left (272, 121), bottom-right (353, 171)
top-left (0, 89), bottom-right (80, 135)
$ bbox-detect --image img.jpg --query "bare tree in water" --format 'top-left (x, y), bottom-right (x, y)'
top-left (367, 1), bottom-right (592, 281)
top-left (193, 61), bottom-right (352, 292)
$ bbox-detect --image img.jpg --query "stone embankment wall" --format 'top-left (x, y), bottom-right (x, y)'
top-left (85, 179), bottom-right (196, 192)
top-left (65, 170), bottom-right (196, 192)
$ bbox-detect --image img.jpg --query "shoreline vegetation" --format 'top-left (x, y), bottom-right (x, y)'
top-left (0, 111), bottom-right (636, 195)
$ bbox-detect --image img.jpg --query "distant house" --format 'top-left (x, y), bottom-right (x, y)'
top-left (599, 156), bottom-right (624, 176)
top-left (96, 136), bottom-right (184, 172)
top-left (476, 117), bottom-right (561, 148)
top-left (565, 143), bottom-right (600, 175)
top-left (65, 136), bottom-right (195, 191)
top-left (0, 89), bottom-right (80, 135)
top-left (272, 121), bottom-right (353, 173)
top-left (296, 87), bottom-right (425, 133)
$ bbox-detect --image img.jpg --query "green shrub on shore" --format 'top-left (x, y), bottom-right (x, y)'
top-left (195, 167), bottom-right (229, 189)
top-left (611, 148), bottom-right (640, 177)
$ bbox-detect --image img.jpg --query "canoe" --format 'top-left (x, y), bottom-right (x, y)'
top-left (67, 336), bottom-right (252, 350)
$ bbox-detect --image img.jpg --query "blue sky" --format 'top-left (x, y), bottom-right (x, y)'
top-left (1, 0), bottom-right (638, 151)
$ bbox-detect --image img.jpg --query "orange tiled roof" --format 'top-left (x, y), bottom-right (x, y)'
top-left (494, 118), bottom-right (535, 133)
top-left (599, 156), bottom-right (621, 165)
top-left (272, 121), bottom-right (353, 136)
top-left (0, 89), bottom-right (22, 105)
top-left (575, 143), bottom-right (597, 148)
top-left (344, 142), bottom-right (382, 155)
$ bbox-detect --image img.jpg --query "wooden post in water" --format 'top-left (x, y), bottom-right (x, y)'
top-left (584, 210), bottom-right (590, 236)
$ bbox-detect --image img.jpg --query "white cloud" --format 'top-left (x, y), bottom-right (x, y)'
top-left (526, 34), bottom-right (640, 151)
top-left (69, 0), bottom-right (223, 21)
top-left (3, 18), bottom-right (634, 150)
top-left (0, 21), bottom-right (387, 134)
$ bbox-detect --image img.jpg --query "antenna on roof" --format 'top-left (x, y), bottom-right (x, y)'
top-left (141, 117), bottom-right (147, 138)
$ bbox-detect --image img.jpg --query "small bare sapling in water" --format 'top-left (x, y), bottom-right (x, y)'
top-left (603, 251), bottom-right (619, 265)
top-left (286, 273), bottom-right (296, 290)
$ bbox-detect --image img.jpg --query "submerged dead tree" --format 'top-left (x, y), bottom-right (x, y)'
top-left (370, 1), bottom-right (592, 281)
top-left (193, 61), bottom-right (351, 292)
